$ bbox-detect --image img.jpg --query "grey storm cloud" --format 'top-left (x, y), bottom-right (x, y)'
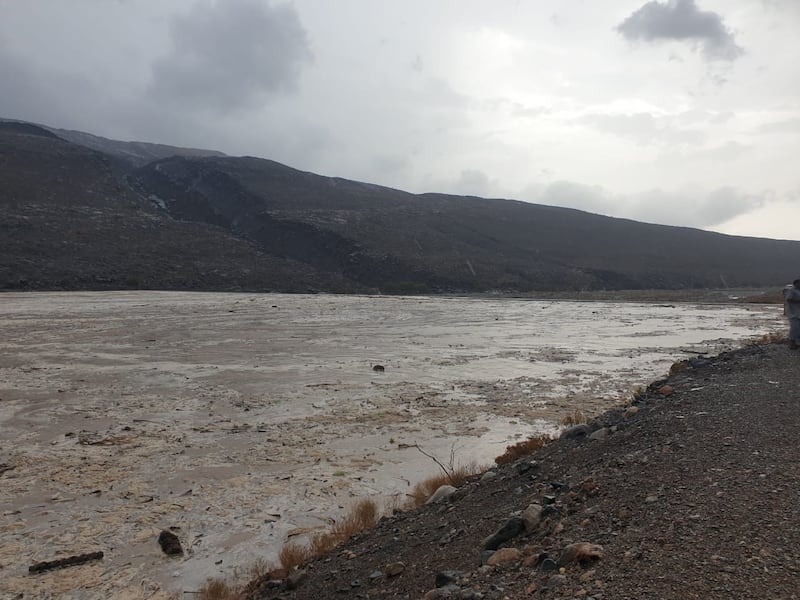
top-left (616, 0), bottom-right (743, 61)
top-left (534, 181), bottom-right (766, 229)
top-left (149, 0), bottom-right (313, 113)
top-left (627, 187), bottom-right (766, 227)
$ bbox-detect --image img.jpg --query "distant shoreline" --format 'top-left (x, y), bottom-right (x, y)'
top-left (0, 286), bottom-right (783, 304)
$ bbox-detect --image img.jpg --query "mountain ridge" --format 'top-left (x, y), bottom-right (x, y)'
top-left (1, 118), bottom-right (797, 293)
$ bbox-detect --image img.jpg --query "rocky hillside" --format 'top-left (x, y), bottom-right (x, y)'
top-left (0, 121), bottom-right (359, 293)
top-left (2, 119), bottom-right (799, 293)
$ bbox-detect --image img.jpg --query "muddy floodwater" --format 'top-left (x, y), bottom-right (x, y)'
top-left (0, 291), bottom-right (785, 598)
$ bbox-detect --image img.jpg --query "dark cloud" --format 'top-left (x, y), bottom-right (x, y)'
top-left (149, 0), bottom-right (312, 113)
top-left (529, 180), bottom-right (765, 229)
top-left (696, 187), bottom-right (766, 225)
top-left (0, 45), bottom-right (88, 128)
top-left (616, 0), bottom-right (743, 61)
top-left (626, 187), bottom-right (765, 227)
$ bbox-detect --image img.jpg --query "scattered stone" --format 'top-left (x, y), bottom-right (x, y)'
top-left (424, 585), bottom-right (461, 599)
top-left (589, 427), bottom-right (609, 441)
top-left (426, 485), bottom-right (457, 504)
top-left (624, 406), bottom-right (640, 418)
top-left (645, 494), bottom-right (658, 503)
top-left (514, 462), bottom-right (532, 475)
top-left (580, 478), bottom-right (599, 496)
top-left (551, 481), bottom-right (569, 491)
top-left (540, 558), bottom-right (559, 571)
top-left (480, 470), bottom-right (497, 481)
top-left (286, 569), bottom-right (307, 590)
top-left (522, 553), bottom-right (542, 568)
top-left (525, 581), bottom-right (539, 594)
top-left (579, 569), bottom-right (597, 583)
top-left (483, 516), bottom-right (526, 550)
top-left (439, 528), bottom-right (463, 545)
top-left (542, 494), bottom-right (557, 504)
top-left (384, 562), bottom-right (405, 577)
top-left (486, 547), bottom-right (522, 566)
top-left (435, 570), bottom-right (463, 587)
top-left (657, 385), bottom-right (674, 396)
top-left (558, 542), bottom-right (605, 567)
top-left (542, 505), bottom-right (560, 517)
top-left (521, 503), bottom-right (543, 531)
top-left (369, 570), bottom-right (383, 580)
top-left (560, 424), bottom-right (591, 439)
top-left (157, 530), bottom-right (183, 555)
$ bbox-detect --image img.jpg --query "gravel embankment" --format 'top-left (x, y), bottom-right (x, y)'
top-left (245, 342), bottom-right (800, 600)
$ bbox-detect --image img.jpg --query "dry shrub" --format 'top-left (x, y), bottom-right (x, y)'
top-left (749, 330), bottom-right (787, 346)
top-left (561, 408), bottom-right (587, 426)
top-left (338, 498), bottom-right (379, 532)
top-left (405, 462), bottom-right (486, 508)
top-left (669, 359), bottom-right (689, 375)
top-left (197, 578), bottom-right (241, 600)
top-left (293, 498), bottom-right (381, 563)
top-left (309, 530), bottom-right (340, 556)
top-left (494, 434), bottom-right (551, 465)
top-left (278, 542), bottom-right (311, 571)
top-left (248, 556), bottom-right (273, 580)
top-left (384, 493), bottom-right (403, 515)
top-left (407, 472), bottom-right (451, 507)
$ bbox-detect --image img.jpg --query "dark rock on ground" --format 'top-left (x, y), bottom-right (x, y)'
top-left (157, 530), bottom-right (183, 556)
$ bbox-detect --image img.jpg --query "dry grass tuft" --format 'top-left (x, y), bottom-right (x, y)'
top-left (405, 462), bottom-right (486, 507)
top-left (494, 434), bottom-right (552, 465)
top-left (341, 498), bottom-right (380, 532)
top-left (278, 541), bottom-right (311, 571)
top-left (561, 408), bottom-right (587, 426)
top-left (197, 578), bottom-right (241, 600)
top-left (248, 556), bottom-right (273, 580)
top-left (669, 359), bottom-right (689, 375)
top-left (281, 498), bottom-right (381, 568)
top-left (309, 530), bottom-right (340, 556)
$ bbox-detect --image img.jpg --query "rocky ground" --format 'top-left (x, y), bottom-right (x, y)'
top-left (246, 342), bottom-right (800, 600)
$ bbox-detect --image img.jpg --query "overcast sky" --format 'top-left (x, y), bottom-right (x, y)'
top-left (2, 0), bottom-right (798, 240)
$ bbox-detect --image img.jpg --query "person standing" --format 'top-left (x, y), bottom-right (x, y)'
top-left (785, 279), bottom-right (800, 349)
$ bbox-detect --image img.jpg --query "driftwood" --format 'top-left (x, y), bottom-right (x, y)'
top-left (29, 551), bottom-right (104, 574)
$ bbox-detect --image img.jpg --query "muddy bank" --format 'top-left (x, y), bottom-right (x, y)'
top-left (0, 292), bottom-right (784, 598)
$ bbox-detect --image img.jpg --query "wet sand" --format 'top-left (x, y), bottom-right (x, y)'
top-left (0, 292), bottom-right (784, 598)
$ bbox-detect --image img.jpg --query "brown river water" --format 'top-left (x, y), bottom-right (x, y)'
top-left (0, 291), bottom-right (785, 598)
